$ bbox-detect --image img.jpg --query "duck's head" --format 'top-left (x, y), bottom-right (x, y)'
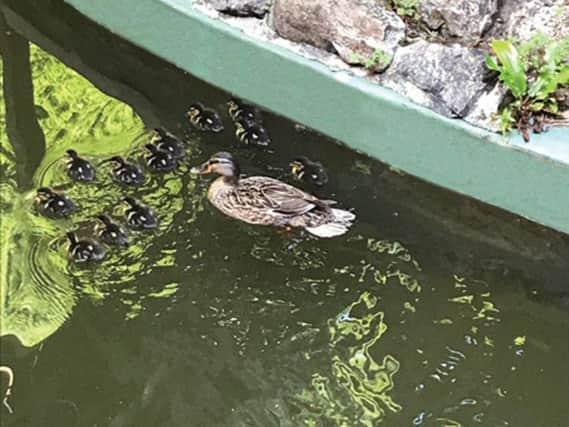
top-left (290, 156), bottom-right (328, 186)
top-left (290, 156), bottom-right (311, 178)
top-left (107, 156), bottom-right (125, 165)
top-left (191, 152), bottom-right (240, 182)
top-left (97, 214), bottom-right (112, 225)
top-left (66, 149), bottom-right (79, 159)
top-left (66, 231), bottom-right (78, 244)
top-left (187, 103), bottom-right (204, 119)
top-left (226, 98), bottom-right (240, 112)
top-left (36, 187), bottom-right (54, 197)
top-left (145, 143), bottom-right (159, 154)
top-left (122, 196), bottom-right (139, 208)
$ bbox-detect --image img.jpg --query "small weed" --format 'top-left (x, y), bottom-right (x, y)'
top-left (486, 34), bottom-right (569, 141)
top-left (392, 0), bottom-right (419, 17)
top-left (351, 49), bottom-right (393, 72)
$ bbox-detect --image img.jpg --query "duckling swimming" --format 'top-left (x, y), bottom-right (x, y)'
top-left (35, 187), bottom-right (75, 218)
top-left (290, 156), bottom-right (328, 187)
top-left (152, 128), bottom-right (185, 160)
top-left (107, 156), bottom-right (145, 186)
top-left (65, 149), bottom-right (96, 182)
top-left (145, 144), bottom-right (178, 172)
top-left (235, 121), bottom-right (271, 147)
top-left (95, 214), bottom-right (129, 246)
top-left (186, 103), bottom-right (224, 133)
top-left (227, 98), bottom-right (262, 127)
top-left (122, 197), bottom-right (158, 230)
top-left (66, 231), bottom-right (106, 263)
top-left (191, 152), bottom-right (355, 237)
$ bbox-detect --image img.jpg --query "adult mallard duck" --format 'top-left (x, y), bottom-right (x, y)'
top-left (191, 152), bottom-right (355, 237)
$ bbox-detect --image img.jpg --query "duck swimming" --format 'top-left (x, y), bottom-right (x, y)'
top-left (191, 152), bottom-right (355, 237)
top-left (290, 156), bottom-right (329, 187)
top-left (152, 128), bottom-right (185, 160)
top-left (227, 98), bottom-right (262, 127)
top-left (65, 149), bottom-right (96, 181)
top-left (95, 214), bottom-right (129, 246)
top-left (186, 103), bottom-right (224, 133)
top-left (145, 144), bottom-right (178, 172)
top-left (66, 231), bottom-right (106, 263)
top-left (235, 121), bottom-right (271, 147)
top-left (122, 197), bottom-right (158, 230)
top-left (35, 187), bottom-right (75, 218)
top-left (107, 156), bottom-right (145, 185)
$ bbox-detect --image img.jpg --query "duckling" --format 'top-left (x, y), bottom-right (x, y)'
top-left (107, 156), bottom-right (145, 186)
top-left (191, 152), bottom-right (355, 238)
top-left (122, 197), bottom-right (158, 229)
top-left (65, 149), bottom-right (96, 181)
top-left (186, 103), bottom-right (224, 133)
top-left (235, 121), bottom-right (271, 147)
top-left (226, 98), bottom-right (262, 127)
top-left (95, 214), bottom-right (129, 246)
top-left (66, 231), bottom-right (106, 263)
top-left (290, 156), bottom-right (329, 187)
top-left (152, 128), bottom-right (185, 160)
top-left (145, 144), bottom-right (178, 172)
top-left (35, 187), bottom-right (75, 218)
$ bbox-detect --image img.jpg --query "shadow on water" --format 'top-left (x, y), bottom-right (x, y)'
top-left (0, 1), bottom-right (568, 426)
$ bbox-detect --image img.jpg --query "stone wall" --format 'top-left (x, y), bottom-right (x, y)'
top-left (194, 0), bottom-right (569, 132)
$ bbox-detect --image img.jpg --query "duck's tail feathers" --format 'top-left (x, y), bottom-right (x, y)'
top-left (305, 208), bottom-right (356, 238)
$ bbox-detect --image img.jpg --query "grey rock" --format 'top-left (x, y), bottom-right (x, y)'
top-left (272, 0), bottom-right (405, 71)
top-left (382, 41), bottom-right (488, 118)
top-left (418, 0), bottom-right (498, 43)
top-left (500, 0), bottom-right (569, 42)
top-left (202, 0), bottom-right (271, 17)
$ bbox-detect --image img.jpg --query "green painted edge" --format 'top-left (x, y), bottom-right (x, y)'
top-left (64, 0), bottom-right (569, 234)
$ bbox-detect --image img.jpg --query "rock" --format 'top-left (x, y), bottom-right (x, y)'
top-left (381, 41), bottom-right (488, 118)
top-left (201, 0), bottom-right (271, 18)
top-left (272, 0), bottom-right (405, 71)
top-left (464, 84), bottom-right (506, 131)
top-left (418, 0), bottom-right (498, 43)
top-left (500, 0), bottom-right (569, 42)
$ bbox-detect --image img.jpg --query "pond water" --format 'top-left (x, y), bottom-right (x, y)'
top-left (1, 2), bottom-right (569, 427)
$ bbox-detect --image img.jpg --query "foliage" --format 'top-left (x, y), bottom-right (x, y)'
top-left (392, 0), bottom-right (418, 17)
top-left (486, 34), bottom-right (569, 141)
top-left (351, 48), bottom-right (393, 72)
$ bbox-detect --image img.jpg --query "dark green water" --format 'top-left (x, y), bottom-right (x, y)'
top-left (1, 2), bottom-right (569, 426)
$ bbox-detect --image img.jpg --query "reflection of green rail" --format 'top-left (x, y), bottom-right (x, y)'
top-left (65, 0), bottom-right (569, 235)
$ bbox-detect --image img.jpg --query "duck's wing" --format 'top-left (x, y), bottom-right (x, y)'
top-left (239, 177), bottom-right (320, 216)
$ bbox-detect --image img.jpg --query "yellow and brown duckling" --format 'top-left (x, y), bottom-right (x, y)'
top-left (235, 121), bottom-right (271, 147)
top-left (106, 156), bottom-right (145, 186)
top-left (35, 187), bottom-right (75, 218)
top-left (186, 103), bottom-right (224, 133)
top-left (191, 152), bottom-right (355, 237)
top-left (66, 231), bottom-right (106, 263)
top-left (151, 128), bottom-right (185, 160)
top-left (65, 149), bottom-right (96, 182)
top-left (95, 214), bottom-right (129, 246)
top-left (227, 98), bottom-right (262, 127)
top-left (145, 144), bottom-right (178, 172)
top-left (290, 156), bottom-right (329, 187)
top-left (122, 197), bottom-right (158, 230)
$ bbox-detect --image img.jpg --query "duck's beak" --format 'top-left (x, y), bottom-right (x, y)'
top-left (190, 160), bottom-right (212, 175)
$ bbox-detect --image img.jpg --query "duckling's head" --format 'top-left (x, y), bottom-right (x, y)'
top-left (290, 156), bottom-right (310, 178)
top-left (145, 143), bottom-right (159, 154)
top-left (226, 98), bottom-right (239, 111)
top-left (97, 214), bottom-right (112, 225)
top-left (66, 231), bottom-right (78, 244)
top-left (36, 187), bottom-right (54, 197)
top-left (191, 152), bottom-right (240, 182)
top-left (290, 156), bottom-right (328, 186)
top-left (187, 103), bottom-right (204, 119)
top-left (66, 149), bottom-right (79, 159)
top-left (122, 196), bottom-right (138, 208)
top-left (108, 156), bottom-right (125, 165)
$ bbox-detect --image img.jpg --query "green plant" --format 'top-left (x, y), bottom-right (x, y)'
top-left (350, 48), bottom-right (393, 72)
top-left (392, 0), bottom-right (418, 17)
top-left (486, 34), bottom-right (569, 141)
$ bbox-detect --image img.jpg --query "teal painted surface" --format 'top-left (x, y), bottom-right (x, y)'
top-left (64, 0), bottom-right (569, 234)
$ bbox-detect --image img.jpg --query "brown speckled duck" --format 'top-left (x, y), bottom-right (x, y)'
top-left (191, 152), bottom-right (355, 237)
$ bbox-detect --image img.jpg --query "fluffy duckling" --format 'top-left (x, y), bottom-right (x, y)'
top-left (66, 231), bottom-right (106, 263)
top-left (226, 98), bottom-right (262, 127)
top-left (35, 187), bottom-right (75, 218)
top-left (186, 103), bottom-right (224, 133)
top-left (290, 156), bottom-right (328, 187)
top-left (107, 156), bottom-right (145, 186)
top-left (235, 121), bottom-right (271, 147)
top-left (191, 152), bottom-right (355, 237)
top-left (122, 197), bottom-right (158, 230)
top-left (145, 144), bottom-right (178, 172)
top-left (65, 149), bottom-right (96, 182)
top-left (152, 128), bottom-right (185, 160)
top-left (95, 214), bottom-right (129, 246)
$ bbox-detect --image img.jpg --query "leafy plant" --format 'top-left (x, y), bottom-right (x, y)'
top-left (392, 0), bottom-right (419, 17)
top-left (351, 48), bottom-right (393, 72)
top-left (486, 34), bottom-right (569, 141)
